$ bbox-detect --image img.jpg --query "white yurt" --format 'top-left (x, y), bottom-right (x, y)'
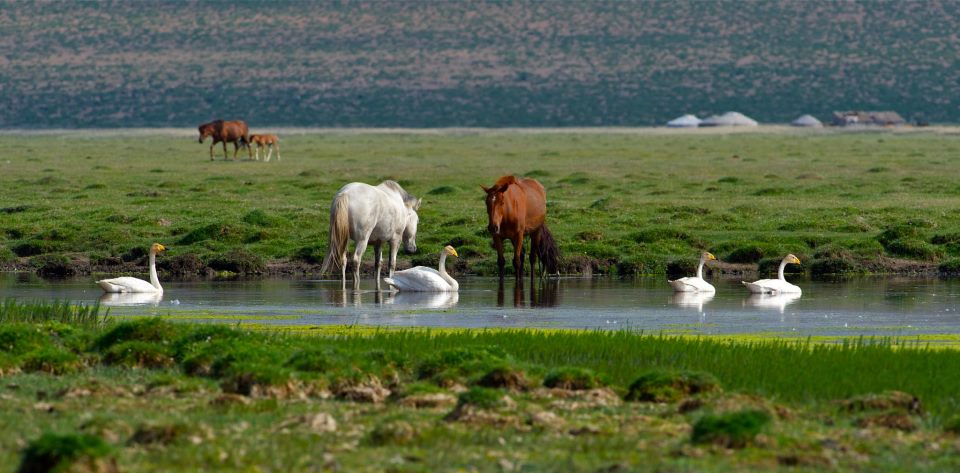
top-left (700, 111), bottom-right (759, 127)
top-left (791, 114), bottom-right (823, 127)
top-left (666, 114), bottom-right (702, 128)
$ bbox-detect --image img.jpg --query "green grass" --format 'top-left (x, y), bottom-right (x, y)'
top-left (3, 312), bottom-right (960, 471)
top-left (0, 299), bottom-right (105, 326)
top-left (4, 130), bottom-right (960, 277)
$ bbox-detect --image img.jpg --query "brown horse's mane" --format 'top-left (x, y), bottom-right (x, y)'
top-left (488, 175), bottom-right (520, 193)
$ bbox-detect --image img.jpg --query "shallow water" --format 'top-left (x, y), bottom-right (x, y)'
top-left (4, 272), bottom-right (960, 336)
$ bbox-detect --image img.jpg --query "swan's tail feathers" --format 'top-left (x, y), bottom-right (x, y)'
top-left (669, 280), bottom-right (692, 292)
top-left (320, 194), bottom-right (350, 275)
top-left (97, 280), bottom-right (121, 293)
top-left (534, 224), bottom-right (561, 277)
top-left (742, 281), bottom-right (765, 294)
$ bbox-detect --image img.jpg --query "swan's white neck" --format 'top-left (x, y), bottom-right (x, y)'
top-left (438, 252), bottom-right (458, 291)
top-left (149, 251), bottom-right (162, 292)
top-left (696, 254), bottom-right (706, 279)
top-left (777, 259), bottom-right (788, 281)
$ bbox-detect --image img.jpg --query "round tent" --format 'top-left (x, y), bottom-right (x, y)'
top-left (700, 111), bottom-right (759, 127)
top-left (666, 114), bottom-right (702, 128)
top-left (791, 114), bottom-right (823, 127)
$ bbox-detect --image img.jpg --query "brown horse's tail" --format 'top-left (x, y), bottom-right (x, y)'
top-left (320, 194), bottom-right (350, 274)
top-left (535, 224), bottom-right (560, 276)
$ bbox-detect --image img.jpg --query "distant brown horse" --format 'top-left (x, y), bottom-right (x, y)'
top-left (481, 175), bottom-right (560, 282)
top-left (198, 119), bottom-right (251, 160)
top-left (248, 134), bottom-right (280, 162)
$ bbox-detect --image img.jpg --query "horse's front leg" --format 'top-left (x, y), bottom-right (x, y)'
top-left (209, 142), bottom-right (215, 161)
top-left (387, 239), bottom-right (400, 278)
top-left (529, 230), bottom-right (541, 283)
top-left (373, 242), bottom-right (383, 291)
top-left (352, 237), bottom-right (369, 292)
top-left (266, 145), bottom-right (273, 162)
top-left (512, 234), bottom-right (524, 283)
top-left (222, 141), bottom-right (230, 160)
top-left (493, 235), bottom-right (505, 280)
top-left (340, 252), bottom-right (347, 291)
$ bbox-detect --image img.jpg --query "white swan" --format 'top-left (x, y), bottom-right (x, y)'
top-left (384, 245), bottom-right (458, 292)
top-left (742, 254), bottom-right (802, 294)
top-left (668, 251), bottom-right (717, 293)
top-left (97, 243), bottom-right (167, 293)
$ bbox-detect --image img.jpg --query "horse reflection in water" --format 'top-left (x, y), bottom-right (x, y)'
top-left (497, 279), bottom-right (560, 308)
top-left (326, 289), bottom-right (385, 307)
top-left (99, 292), bottom-right (163, 307)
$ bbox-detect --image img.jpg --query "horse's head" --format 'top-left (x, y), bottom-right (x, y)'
top-left (198, 124), bottom-right (212, 143)
top-left (482, 176), bottom-right (523, 235)
top-left (481, 180), bottom-right (512, 235)
top-left (402, 208), bottom-right (419, 253)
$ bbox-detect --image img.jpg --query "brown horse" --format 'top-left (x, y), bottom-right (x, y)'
top-left (248, 134), bottom-right (280, 162)
top-left (481, 175), bottom-right (560, 282)
top-left (198, 119), bottom-right (251, 160)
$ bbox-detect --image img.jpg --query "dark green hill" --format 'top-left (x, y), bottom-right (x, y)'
top-left (1, 1), bottom-right (956, 127)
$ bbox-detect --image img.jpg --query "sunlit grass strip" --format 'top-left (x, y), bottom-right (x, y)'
top-left (111, 313), bottom-right (303, 321)
top-left (0, 299), bottom-right (106, 327)
top-left (262, 327), bottom-right (960, 416)
top-left (237, 323), bottom-right (960, 348)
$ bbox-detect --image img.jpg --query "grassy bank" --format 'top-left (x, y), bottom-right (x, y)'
top-left (3, 301), bottom-right (960, 471)
top-left (3, 129), bottom-right (960, 278)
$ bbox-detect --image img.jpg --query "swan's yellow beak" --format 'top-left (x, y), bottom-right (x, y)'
top-left (706, 252), bottom-right (716, 260)
top-left (155, 244), bottom-right (166, 252)
top-left (790, 256), bottom-right (800, 264)
top-left (451, 248), bottom-right (459, 257)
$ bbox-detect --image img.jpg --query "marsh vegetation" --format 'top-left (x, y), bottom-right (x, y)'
top-left (3, 129), bottom-right (960, 280)
top-left (2, 301), bottom-right (960, 471)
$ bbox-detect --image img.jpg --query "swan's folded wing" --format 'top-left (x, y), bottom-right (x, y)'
top-left (96, 276), bottom-right (157, 293)
top-left (386, 269), bottom-right (449, 291)
top-left (669, 278), bottom-right (696, 292)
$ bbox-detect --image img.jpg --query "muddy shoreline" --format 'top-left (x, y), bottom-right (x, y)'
top-left (0, 255), bottom-right (944, 281)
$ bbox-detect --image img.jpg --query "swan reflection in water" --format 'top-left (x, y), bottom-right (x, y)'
top-left (743, 293), bottom-right (802, 314)
top-left (669, 292), bottom-right (715, 312)
top-left (326, 289), bottom-right (459, 309)
top-left (386, 291), bottom-right (459, 309)
top-left (99, 292), bottom-right (163, 307)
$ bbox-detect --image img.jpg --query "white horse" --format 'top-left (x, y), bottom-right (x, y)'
top-left (319, 181), bottom-right (421, 291)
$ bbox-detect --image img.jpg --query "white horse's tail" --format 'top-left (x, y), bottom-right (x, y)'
top-left (320, 193), bottom-right (350, 274)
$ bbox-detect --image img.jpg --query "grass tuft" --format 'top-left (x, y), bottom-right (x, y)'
top-left (626, 370), bottom-right (721, 403)
top-left (690, 409), bottom-right (771, 448)
top-left (95, 318), bottom-right (178, 351)
top-left (18, 433), bottom-right (113, 473)
top-left (103, 341), bottom-right (174, 369)
top-left (543, 367), bottom-right (604, 390)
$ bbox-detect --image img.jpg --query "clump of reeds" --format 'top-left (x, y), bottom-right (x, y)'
top-left (0, 299), bottom-right (105, 327)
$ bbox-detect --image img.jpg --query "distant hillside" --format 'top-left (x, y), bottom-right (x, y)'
top-left (1, 1), bottom-right (957, 127)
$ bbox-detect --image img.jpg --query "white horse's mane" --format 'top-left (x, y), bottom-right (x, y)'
top-left (379, 180), bottom-right (419, 209)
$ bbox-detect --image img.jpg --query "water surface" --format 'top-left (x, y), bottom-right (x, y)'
top-left (4, 273), bottom-right (960, 336)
